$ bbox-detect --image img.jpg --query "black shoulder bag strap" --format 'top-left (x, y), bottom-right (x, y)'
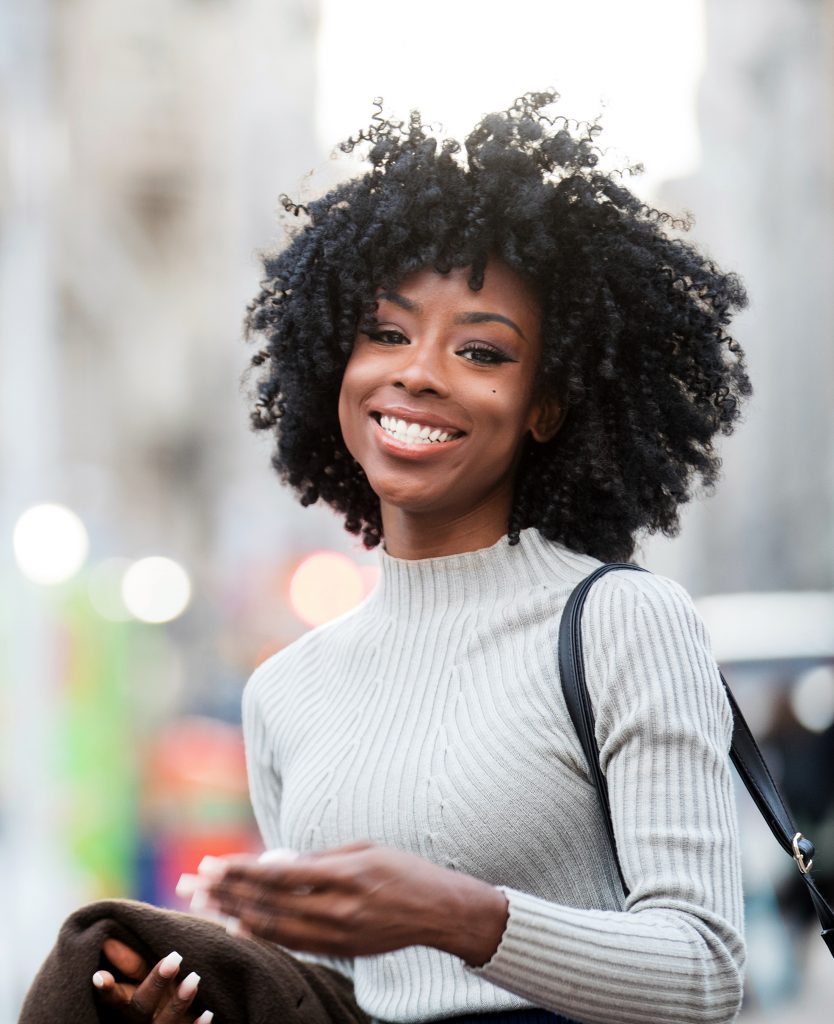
top-left (557, 560), bottom-right (834, 958)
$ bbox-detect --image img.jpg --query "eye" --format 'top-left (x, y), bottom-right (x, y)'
top-left (459, 343), bottom-right (513, 365)
top-left (364, 329), bottom-right (409, 345)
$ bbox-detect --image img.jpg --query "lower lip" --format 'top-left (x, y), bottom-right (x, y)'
top-left (370, 417), bottom-right (465, 460)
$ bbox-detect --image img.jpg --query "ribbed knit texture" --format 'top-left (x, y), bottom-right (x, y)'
top-left (242, 527), bottom-right (746, 1024)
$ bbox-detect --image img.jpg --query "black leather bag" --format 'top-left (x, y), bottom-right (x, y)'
top-left (557, 560), bottom-right (834, 957)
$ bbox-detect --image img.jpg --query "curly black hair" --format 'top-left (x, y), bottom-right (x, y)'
top-left (241, 89), bottom-right (752, 563)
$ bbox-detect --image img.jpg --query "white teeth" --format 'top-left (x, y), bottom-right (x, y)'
top-left (377, 414), bottom-right (460, 445)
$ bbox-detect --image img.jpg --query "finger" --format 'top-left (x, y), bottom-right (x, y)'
top-left (101, 937), bottom-right (151, 981)
top-left (257, 847), bottom-right (300, 866)
top-left (196, 852), bottom-right (260, 881)
top-left (175, 873), bottom-right (204, 899)
top-left (173, 874), bottom-right (224, 921)
top-left (153, 971), bottom-right (201, 1024)
top-left (302, 839), bottom-right (376, 858)
top-left (220, 856), bottom-right (347, 893)
top-left (207, 876), bottom-right (317, 923)
top-left (236, 903), bottom-right (347, 954)
top-left (127, 951), bottom-right (183, 1018)
top-left (225, 916), bottom-right (253, 939)
top-left (212, 880), bottom-right (356, 936)
top-left (91, 970), bottom-right (138, 1007)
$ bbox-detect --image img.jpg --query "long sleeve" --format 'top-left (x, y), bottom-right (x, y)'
top-left (464, 571), bottom-right (746, 1024)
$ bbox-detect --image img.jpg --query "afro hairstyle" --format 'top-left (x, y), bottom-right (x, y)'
top-left (240, 89), bottom-right (752, 563)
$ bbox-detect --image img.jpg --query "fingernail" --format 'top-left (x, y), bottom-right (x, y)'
top-left (159, 950), bottom-right (183, 978)
top-left (190, 888), bottom-right (210, 911)
top-left (92, 972), bottom-right (105, 989)
top-left (197, 855), bottom-right (228, 878)
top-left (178, 972), bottom-right (200, 999)
top-left (176, 873), bottom-right (204, 897)
top-left (195, 1012), bottom-right (214, 1024)
top-left (225, 916), bottom-right (251, 938)
top-left (258, 847), bottom-right (299, 864)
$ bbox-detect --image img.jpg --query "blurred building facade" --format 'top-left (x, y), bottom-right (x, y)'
top-left (645, 0), bottom-right (834, 595)
top-left (1, 0), bottom-right (332, 1016)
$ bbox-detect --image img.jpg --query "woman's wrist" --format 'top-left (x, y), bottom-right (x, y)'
top-left (430, 871), bottom-right (509, 966)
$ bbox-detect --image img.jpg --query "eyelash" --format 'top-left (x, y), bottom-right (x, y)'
top-left (363, 330), bottom-right (512, 365)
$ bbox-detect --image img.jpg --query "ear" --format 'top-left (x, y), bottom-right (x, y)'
top-left (528, 394), bottom-right (567, 443)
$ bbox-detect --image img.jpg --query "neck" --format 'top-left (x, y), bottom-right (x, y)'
top-left (379, 490), bottom-right (514, 560)
top-left (371, 525), bottom-right (594, 616)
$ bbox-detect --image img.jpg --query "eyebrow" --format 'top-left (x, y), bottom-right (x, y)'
top-left (377, 291), bottom-right (527, 341)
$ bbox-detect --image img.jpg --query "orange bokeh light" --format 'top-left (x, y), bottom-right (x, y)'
top-left (288, 550), bottom-right (366, 626)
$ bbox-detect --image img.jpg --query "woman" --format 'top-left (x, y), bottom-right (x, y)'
top-left (90, 90), bottom-right (752, 1024)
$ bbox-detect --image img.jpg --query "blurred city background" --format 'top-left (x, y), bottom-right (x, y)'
top-left (1, 0), bottom-right (833, 1019)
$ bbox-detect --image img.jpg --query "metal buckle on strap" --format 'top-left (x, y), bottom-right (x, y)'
top-left (792, 832), bottom-right (814, 875)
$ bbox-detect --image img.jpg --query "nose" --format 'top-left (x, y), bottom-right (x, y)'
top-left (392, 336), bottom-right (449, 396)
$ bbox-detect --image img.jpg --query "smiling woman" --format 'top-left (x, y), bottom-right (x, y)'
top-left (21, 90), bottom-right (755, 1024)
top-left (218, 91), bottom-right (752, 1024)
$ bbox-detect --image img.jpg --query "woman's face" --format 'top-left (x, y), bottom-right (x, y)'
top-left (337, 258), bottom-right (563, 539)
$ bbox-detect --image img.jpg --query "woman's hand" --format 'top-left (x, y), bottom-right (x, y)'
top-left (92, 938), bottom-right (213, 1023)
top-left (203, 839), bottom-right (509, 964)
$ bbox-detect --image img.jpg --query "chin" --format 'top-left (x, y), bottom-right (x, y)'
top-left (375, 488), bottom-right (445, 513)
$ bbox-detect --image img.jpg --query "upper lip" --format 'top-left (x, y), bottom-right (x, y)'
top-left (371, 406), bottom-right (467, 435)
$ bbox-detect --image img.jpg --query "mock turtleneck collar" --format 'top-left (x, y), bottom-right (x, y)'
top-left (372, 526), bottom-right (597, 610)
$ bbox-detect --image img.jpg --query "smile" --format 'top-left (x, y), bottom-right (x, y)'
top-left (375, 413), bottom-right (463, 444)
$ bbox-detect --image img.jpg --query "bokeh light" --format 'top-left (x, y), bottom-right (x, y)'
top-left (121, 556), bottom-right (192, 624)
top-left (790, 665), bottom-right (834, 733)
top-left (359, 564), bottom-right (381, 595)
top-left (288, 550), bottom-right (365, 627)
top-left (12, 503), bottom-right (90, 585)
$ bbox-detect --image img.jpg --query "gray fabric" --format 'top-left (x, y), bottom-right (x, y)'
top-left (243, 527), bottom-right (746, 1024)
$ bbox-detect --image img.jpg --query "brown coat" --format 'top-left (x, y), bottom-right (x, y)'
top-left (18, 899), bottom-right (371, 1024)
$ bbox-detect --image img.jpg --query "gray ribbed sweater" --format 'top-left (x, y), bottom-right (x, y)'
top-left (242, 527), bottom-right (746, 1024)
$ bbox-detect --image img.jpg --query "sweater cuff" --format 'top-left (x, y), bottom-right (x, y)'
top-left (464, 884), bottom-right (544, 981)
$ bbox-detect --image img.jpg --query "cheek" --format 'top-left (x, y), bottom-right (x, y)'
top-left (337, 356), bottom-right (360, 423)
top-left (337, 356), bottom-right (370, 452)
top-left (468, 384), bottom-right (538, 464)
top-left (337, 375), bottom-right (349, 425)
top-left (463, 377), bottom-right (530, 429)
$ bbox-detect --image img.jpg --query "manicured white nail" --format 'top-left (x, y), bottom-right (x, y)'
top-left (92, 972), bottom-right (105, 989)
top-left (177, 972), bottom-right (200, 999)
top-left (158, 950), bottom-right (182, 978)
top-left (190, 888), bottom-right (210, 911)
top-left (197, 855), bottom-right (228, 878)
top-left (176, 873), bottom-right (204, 897)
top-left (258, 847), bottom-right (299, 864)
top-left (225, 916), bottom-right (252, 938)
top-left (195, 1012), bottom-right (214, 1024)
